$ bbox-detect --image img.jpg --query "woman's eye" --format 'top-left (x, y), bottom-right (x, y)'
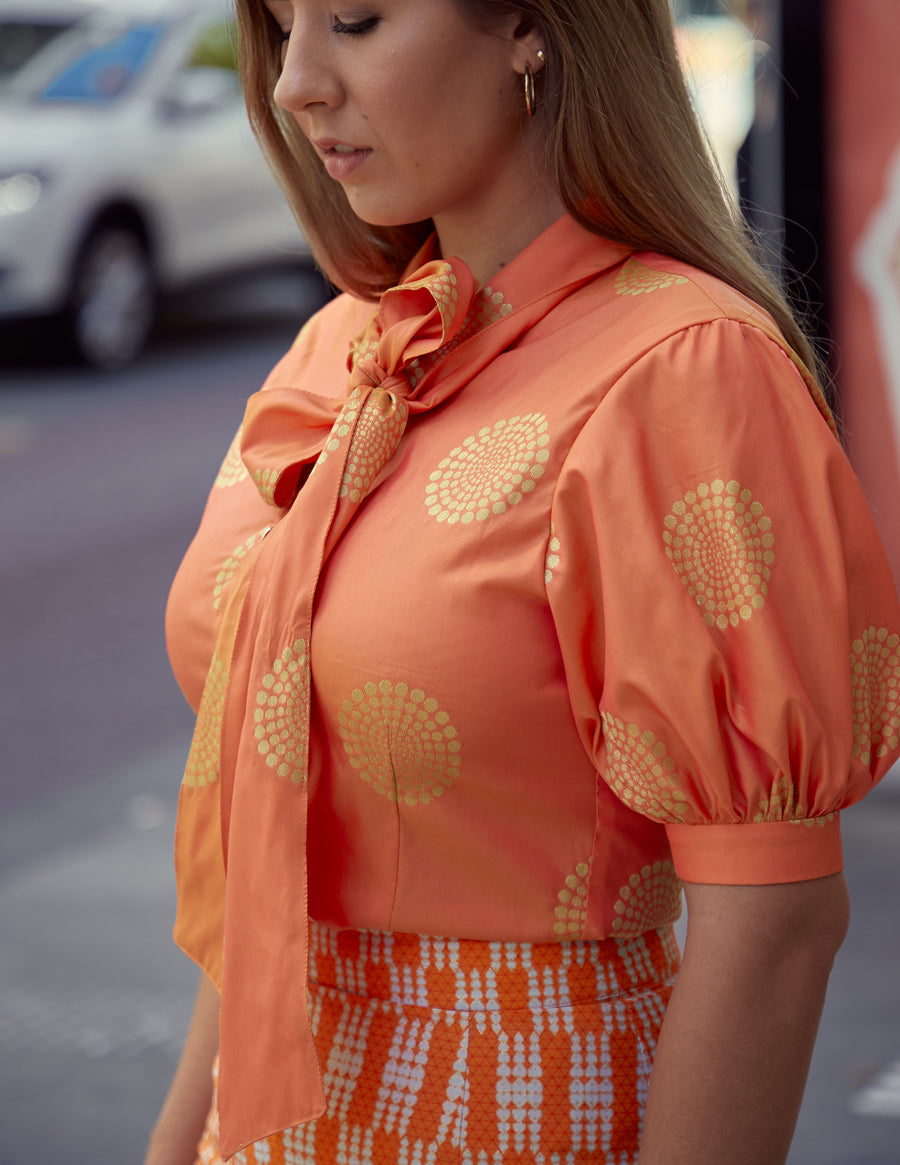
top-left (332, 16), bottom-right (379, 35)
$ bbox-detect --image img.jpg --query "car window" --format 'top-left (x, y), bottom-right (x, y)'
top-left (36, 23), bottom-right (164, 103)
top-left (155, 18), bottom-right (242, 117)
top-left (0, 18), bottom-right (77, 84)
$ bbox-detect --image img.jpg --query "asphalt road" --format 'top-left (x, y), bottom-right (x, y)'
top-left (0, 274), bottom-right (898, 1164)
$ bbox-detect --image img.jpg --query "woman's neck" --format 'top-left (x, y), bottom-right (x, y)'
top-left (434, 182), bottom-right (566, 287)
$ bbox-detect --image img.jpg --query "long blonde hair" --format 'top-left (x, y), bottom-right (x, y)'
top-left (235, 0), bottom-right (826, 387)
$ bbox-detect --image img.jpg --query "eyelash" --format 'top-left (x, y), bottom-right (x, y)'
top-left (278, 16), bottom-right (379, 45)
top-left (333, 17), bottom-right (379, 35)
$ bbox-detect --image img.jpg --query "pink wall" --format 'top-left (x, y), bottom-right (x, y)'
top-left (828, 0), bottom-right (900, 585)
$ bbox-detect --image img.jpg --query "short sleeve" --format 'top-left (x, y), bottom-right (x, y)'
top-left (546, 317), bottom-right (900, 884)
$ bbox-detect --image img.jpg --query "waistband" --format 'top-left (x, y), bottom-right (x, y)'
top-left (307, 919), bottom-right (680, 1012)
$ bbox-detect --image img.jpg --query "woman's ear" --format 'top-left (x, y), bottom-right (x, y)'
top-left (501, 15), bottom-right (548, 77)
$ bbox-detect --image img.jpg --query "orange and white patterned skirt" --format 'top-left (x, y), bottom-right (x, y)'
top-left (196, 919), bottom-right (680, 1165)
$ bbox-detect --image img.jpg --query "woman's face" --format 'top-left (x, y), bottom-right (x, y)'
top-left (262, 0), bottom-right (545, 243)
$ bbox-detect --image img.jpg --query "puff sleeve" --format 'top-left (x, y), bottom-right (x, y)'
top-left (546, 316), bottom-right (900, 884)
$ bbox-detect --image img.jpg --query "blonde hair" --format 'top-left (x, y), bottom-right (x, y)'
top-left (235, 0), bottom-right (826, 387)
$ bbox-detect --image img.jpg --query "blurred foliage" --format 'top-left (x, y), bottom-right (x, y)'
top-left (188, 20), bottom-right (237, 72)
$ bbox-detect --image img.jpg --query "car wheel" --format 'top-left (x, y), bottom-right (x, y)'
top-left (66, 226), bottom-right (156, 369)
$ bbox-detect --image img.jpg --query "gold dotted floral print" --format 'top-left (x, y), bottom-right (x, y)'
top-left (252, 466), bottom-right (280, 507)
top-left (212, 529), bottom-right (270, 611)
top-left (615, 258), bottom-right (689, 296)
top-left (553, 862), bottom-right (590, 937)
top-left (214, 427), bottom-right (249, 489)
top-left (337, 680), bottom-right (461, 805)
top-left (350, 265), bottom-right (464, 389)
top-left (850, 626), bottom-right (900, 762)
top-left (315, 387), bottom-right (364, 472)
top-left (663, 479), bottom-right (774, 630)
top-left (752, 775), bottom-right (834, 827)
top-left (753, 775), bottom-right (796, 822)
top-left (406, 284), bottom-right (512, 389)
top-left (410, 263), bottom-right (458, 331)
top-left (600, 714), bottom-right (690, 823)
top-left (612, 861), bottom-right (682, 937)
top-left (544, 523), bottom-right (561, 585)
top-left (349, 332), bottom-right (379, 371)
top-left (474, 284), bottom-right (514, 326)
top-left (339, 392), bottom-right (409, 503)
top-left (797, 814), bottom-right (836, 829)
top-left (253, 639), bottom-right (310, 783)
top-left (424, 414), bottom-right (550, 524)
top-left (183, 656), bottom-right (227, 788)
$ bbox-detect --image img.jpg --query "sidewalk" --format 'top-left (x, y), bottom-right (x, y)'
top-left (0, 745), bottom-right (196, 1164)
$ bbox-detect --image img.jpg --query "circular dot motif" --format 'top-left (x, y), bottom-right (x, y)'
top-left (850, 626), bottom-right (900, 763)
top-left (601, 714), bottom-right (690, 823)
top-left (795, 813), bottom-right (836, 830)
top-left (553, 861), bottom-right (590, 937)
top-left (544, 523), bottom-right (561, 585)
top-left (424, 264), bottom-right (459, 331)
top-left (615, 258), bottom-right (688, 296)
top-left (753, 775), bottom-right (798, 822)
top-left (350, 333), bottom-right (379, 372)
top-left (339, 392), bottom-right (409, 503)
top-left (407, 284), bottom-right (512, 390)
top-left (183, 656), bottom-right (227, 788)
top-left (612, 861), bottom-right (682, 937)
top-left (424, 414), bottom-right (550, 525)
top-left (753, 775), bottom-right (836, 827)
top-left (396, 263), bottom-right (459, 334)
top-left (253, 639), bottom-right (310, 783)
top-left (213, 528), bottom-right (269, 611)
top-left (214, 428), bottom-right (249, 489)
top-left (663, 479), bottom-right (774, 629)
top-left (476, 285), bottom-right (513, 324)
top-left (316, 387), bottom-right (364, 472)
top-left (337, 680), bottom-right (461, 805)
top-left (251, 466), bottom-right (279, 507)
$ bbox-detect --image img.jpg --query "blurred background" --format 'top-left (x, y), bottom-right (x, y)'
top-left (1, 0), bottom-right (898, 1161)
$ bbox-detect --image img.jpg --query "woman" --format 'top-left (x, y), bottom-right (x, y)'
top-left (145, 2), bottom-right (900, 1163)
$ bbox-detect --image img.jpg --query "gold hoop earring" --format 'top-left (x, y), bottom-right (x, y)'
top-left (524, 65), bottom-right (536, 118)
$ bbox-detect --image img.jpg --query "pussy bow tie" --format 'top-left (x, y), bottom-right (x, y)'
top-left (176, 257), bottom-right (488, 1159)
top-left (173, 221), bottom-right (631, 1158)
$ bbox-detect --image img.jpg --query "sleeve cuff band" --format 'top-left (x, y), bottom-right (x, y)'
top-left (665, 815), bottom-right (843, 884)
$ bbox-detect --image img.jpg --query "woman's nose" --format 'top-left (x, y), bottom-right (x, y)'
top-left (273, 33), bottom-right (343, 114)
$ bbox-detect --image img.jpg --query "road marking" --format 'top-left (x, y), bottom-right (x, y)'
top-left (851, 1058), bottom-right (900, 1117)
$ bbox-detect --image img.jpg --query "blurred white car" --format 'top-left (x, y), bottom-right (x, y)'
top-left (0, 0), bottom-right (311, 367)
top-left (0, 0), bottom-right (95, 82)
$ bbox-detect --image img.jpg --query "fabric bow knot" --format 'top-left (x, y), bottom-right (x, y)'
top-left (174, 254), bottom-right (479, 1160)
top-left (239, 259), bottom-right (475, 511)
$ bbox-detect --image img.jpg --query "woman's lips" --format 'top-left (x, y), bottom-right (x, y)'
top-left (315, 140), bottom-right (372, 181)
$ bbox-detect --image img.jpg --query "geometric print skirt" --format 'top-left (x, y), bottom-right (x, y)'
top-left (196, 919), bottom-right (680, 1165)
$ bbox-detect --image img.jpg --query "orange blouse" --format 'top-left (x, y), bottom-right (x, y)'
top-left (166, 215), bottom-right (900, 1157)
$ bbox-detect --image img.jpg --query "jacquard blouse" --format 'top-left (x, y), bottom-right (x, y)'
top-left (165, 215), bottom-right (900, 1155)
